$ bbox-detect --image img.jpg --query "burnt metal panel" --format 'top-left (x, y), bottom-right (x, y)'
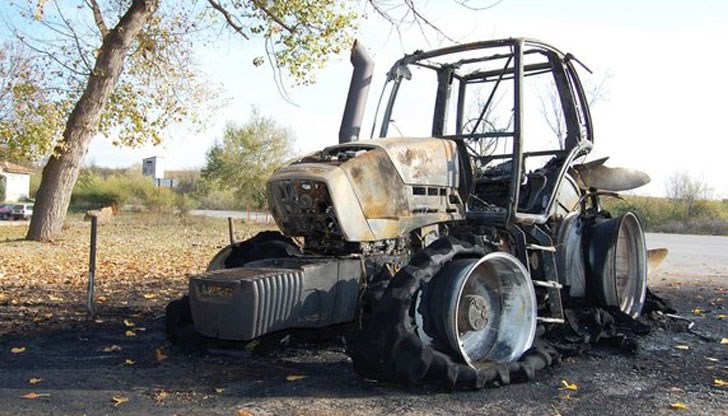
top-left (189, 258), bottom-right (362, 341)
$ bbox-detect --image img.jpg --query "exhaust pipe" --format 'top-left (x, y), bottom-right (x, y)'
top-left (338, 40), bottom-right (374, 144)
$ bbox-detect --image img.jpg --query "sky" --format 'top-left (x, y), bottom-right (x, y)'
top-left (14, 1), bottom-right (728, 198)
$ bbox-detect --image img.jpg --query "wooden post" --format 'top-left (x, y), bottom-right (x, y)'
top-left (228, 217), bottom-right (235, 244)
top-left (87, 216), bottom-right (98, 318)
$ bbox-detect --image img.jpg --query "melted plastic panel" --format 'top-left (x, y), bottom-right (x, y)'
top-left (341, 148), bottom-right (410, 219)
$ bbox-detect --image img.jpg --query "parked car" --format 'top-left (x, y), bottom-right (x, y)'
top-left (11, 203), bottom-right (33, 220)
top-left (0, 204), bottom-right (12, 220)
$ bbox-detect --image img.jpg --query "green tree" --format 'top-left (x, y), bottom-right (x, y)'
top-left (203, 109), bottom-right (293, 208)
top-left (1, 0), bottom-right (357, 241)
top-left (664, 171), bottom-right (711, 219)
top-left (0, 42), bottom-right (68, 161)
top-left (2, 0), bottom-right (475, 241)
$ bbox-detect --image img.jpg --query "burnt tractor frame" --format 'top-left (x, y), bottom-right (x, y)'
top-left (167, 38), bottom-right (657, 389)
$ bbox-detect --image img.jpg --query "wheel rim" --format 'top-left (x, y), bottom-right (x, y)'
top-left (588, 212), bottom-right (647, 317)
top-left (419, 252), bottom-right (537, 367)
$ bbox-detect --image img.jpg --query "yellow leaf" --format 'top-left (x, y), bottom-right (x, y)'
top-left (214, 388), bottom-right (225, 394)
top-left (125, 330), bottom-right (136, 337)
top-left (112, 395), bottom-right (129, 406)
top-left (20, 392), bottom-right (50, 399)
top-left (48, 294), bottom-right (63, 302)
top-left (123, 319), bottom-right (135, 327)
top-left (717, 314), bottom-right (727, 320)
top-left (143, 293), bottom-right (157, 299)
top-left (670, 401), bottom-right (687, 410)
top-left (102, 345), bottom-right (122, 352)
top-left (714, 379), bottom-right (728, 387)
top-left (674, 345), bottom-right (690, 351)
top-left (11, 347), bottom-right (26, 354)
top-left (29, 378), bottom-right (43, 384)
top-left (125, 359), bottom-right (135, 366)
top-left (153, 389), bottom-right (169, 402)
top-left (559, 380), bottom-right (578, 391)
top-left (237, 409), bottom-right (255, 416)
top-left (692, 307), bottom-right (703, 315)
top-left (286, 374), bottom-right (307, 382)
top-left (154, 347), bottom-right (168, 361)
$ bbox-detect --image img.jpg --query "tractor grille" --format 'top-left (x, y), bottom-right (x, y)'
top-left (269, 179), bottom-right (341, 236)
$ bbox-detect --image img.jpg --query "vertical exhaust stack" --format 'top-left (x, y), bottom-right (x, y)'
top-left (339, 40), bottom-right (374, 144)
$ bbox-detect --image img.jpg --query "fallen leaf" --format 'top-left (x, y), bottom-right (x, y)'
top-left (705, 357), bottom-right (719, 362)
top-left (96, 295), bottom-right (108, 304)
top-left (674, 345), bottom-right (690, 351)
top-left (48, 294), bottom-right (63, 302)
top-left (559, 380), bottom-right (578, 391)
top-left (214, 387), bottom-right (225, 394)
top-left (11, 347), bottom-right (26, 354)
top-left (29, 378), bottom-right (43, 384)
top-left (154, 347), bottom-right (168, 361)
top-left (123, 319), bottom-right (135, 327)
top-left (285, 374), bottom-right (307, 382)
top-left (721, 338), bottom-right (728, 345)
top-left (692, 307), bottom-right (703, 315)
top-left (102, 345), bottom-right (122, 352)
top-left (94, 318), bottom-right (105, 324)
top-left (714, 379), bottom-right (728, 387)
top-left (237, 409), bottom-right (255, 416)
top-left (670, 401), bottom-right (687, 410)
top-left (20, 392), bottom-right (51, 399)
top-left (125, 359), bottom-right (135, 366)
top-left (112, 395), bottom-right (129, 406)
top-left (143, 293), bottom-right (157, 299)
top-left (153, 389), bottom-right (169, 403)
top-left (125, 330), bottom-right (136, 337)
top-left (717, 314), bottom-right (727, 320)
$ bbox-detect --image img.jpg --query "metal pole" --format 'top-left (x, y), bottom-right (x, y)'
top-left (228, 217), bottom-right (235, 244)
top-left (87, 216), bottom-right (98, 318)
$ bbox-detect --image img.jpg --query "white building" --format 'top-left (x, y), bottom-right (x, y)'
top-left (0, 161), bottom-right (32, 202)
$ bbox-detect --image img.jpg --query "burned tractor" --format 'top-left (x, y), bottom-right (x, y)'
top-left (168, 38), bottom-right (656, 388)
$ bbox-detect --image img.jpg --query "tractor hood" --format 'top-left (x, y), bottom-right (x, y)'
top-left (267, 137), bottom-right (465, 242)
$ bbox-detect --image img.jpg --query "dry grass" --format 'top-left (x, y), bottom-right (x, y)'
top-left (0, 213), bottom-right (274, 334)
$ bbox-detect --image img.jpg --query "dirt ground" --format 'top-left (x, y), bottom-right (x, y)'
top-left (0, 218), bottom-right (726, 415)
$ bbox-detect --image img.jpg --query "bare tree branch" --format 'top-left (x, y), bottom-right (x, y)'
top-left (455, 0), bottom-right (504, 11)
top-left (205, 0), bottom-right (249, 39)
top-left (55, 0), bottom-right (93, 73)
top-left (12, 29), bottom-right (90, 77)
top-left (86, 0), bottom-right (109, 38)
top-left (403, 0), bottom-right (457, 44)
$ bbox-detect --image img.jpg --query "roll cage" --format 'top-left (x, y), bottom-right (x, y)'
top-left (372, 38), bottom-right (595, 225)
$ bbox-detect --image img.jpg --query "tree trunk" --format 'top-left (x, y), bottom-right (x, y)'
top-left (26, 0), bottom-right (158, 241)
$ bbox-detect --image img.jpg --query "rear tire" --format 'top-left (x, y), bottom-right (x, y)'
top-left (346, 236), bottom-right (558, 389)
